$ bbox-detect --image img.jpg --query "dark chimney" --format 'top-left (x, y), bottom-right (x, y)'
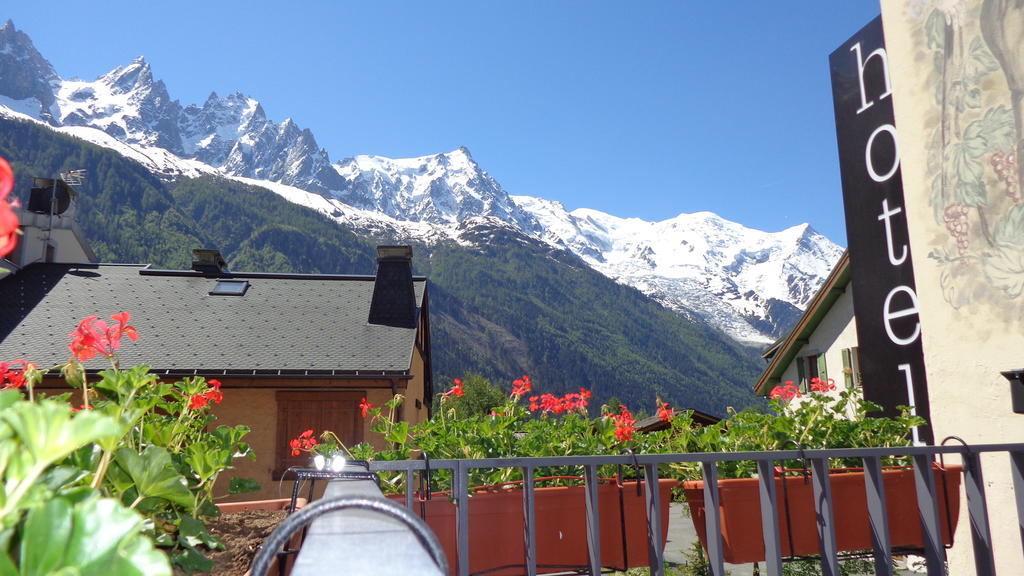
top-left (368, 245), bottom-right (417, 328)
top-left (191, 249), bottom-right (229, 275)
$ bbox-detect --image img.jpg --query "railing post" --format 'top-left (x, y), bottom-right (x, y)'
top-left (522, 465), bottom-right (537, 576)
top-left (1011, 450), bottom-right (1024, 560)
top-left (755, 460), bottom-right (783, 576)
top-left (810, 458), bottom-right (839, 576)
top-left (912, 454), bottom-right (947, 576)
top-left (643, 463), bottom-right (665, 576)
top-left (862, 456), bottom-right (893, 576)
top-left (455, 460), bottom-right (470, 576)
top-left (701, 461), bottom-right (726, 576)
top-left (583, 464), bottom-right (602, 575)
top-left (406, 467), bottom-right (416, 511)
top-left (961, 450), bottom-right (995, 576)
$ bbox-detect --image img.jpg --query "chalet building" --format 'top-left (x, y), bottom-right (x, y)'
top-left (0, 231), bottom-right (432, 499)
top-left (755, 251), bottom-right (859, 397)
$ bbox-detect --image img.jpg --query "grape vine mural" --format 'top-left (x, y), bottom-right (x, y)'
top-left (915, 0), bottom-right (1024, 311)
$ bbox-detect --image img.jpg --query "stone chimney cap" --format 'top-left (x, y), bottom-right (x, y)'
top-left (191, 249), bottom-right (229, 274)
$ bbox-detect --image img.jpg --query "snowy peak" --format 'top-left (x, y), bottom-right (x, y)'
top-left (99, 56), bottom-right (153, 95)
top-left (512, 197), bottom-right (843, 344)
top-left (333, 147), bottom-right (539, 231)
top-left (57, 54), bottom-right (185, 153)
top-left (0, 19), bottom-right (60, 122)
top-left (0, 23), bottom-right (845, 346)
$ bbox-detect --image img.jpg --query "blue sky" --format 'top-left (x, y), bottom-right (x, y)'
top-left (5, 1), bottom-right (883, 245)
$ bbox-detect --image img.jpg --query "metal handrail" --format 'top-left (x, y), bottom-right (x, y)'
top-left (250, 496), bottom-right (449, 576)
top-left (364, 442), bottom-right (1024, 576)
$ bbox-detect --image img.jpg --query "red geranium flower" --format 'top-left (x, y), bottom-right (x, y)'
top-left (656, 400), bottom-right (674, 423)
top-left (769, 381), bottom-right (802, 402)
top-left (68, 312), bottom-right (139, 362)
top-left (610, 405), bottom-right (636, 442)
top-left (810, 377), bottom-right (836, 394)
top-left (0, 359), bottom-right (32, 390)
top-left (360, 397), bottom-right (374, 418)
top-left (511, 375), bottom-right (532, 399)
top-left (443, 378), bottom-right (464, 398)
top-left (289, 429), bottom-right (318, 456)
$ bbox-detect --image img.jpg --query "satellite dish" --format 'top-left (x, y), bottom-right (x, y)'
top-left (27, 178), bottom-right (74, 215)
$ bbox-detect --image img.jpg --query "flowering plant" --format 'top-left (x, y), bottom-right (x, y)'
top-left (288, 369), bottom-right (922, 498)
top-left (664, 377), bottom-right (924, 480)
top-left (1, 311), bottom-right (257, 574)
top-left (291, 374), bottom-right (676, 492)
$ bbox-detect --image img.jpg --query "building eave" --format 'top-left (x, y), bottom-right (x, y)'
top-left (754, 250), bottom-right (851, 395)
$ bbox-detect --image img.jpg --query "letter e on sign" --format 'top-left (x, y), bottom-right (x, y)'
top-left (883, 285), bottom-right (921, 345)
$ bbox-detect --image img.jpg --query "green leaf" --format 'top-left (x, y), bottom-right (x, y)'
top-left (926, 9), bottom-right (946, 50)
top-left (228, 477), bottom-right (260, 495)
top-left (976, 106), bottom-right (1016, 151)
top-left (1, 400), bottom-right (123, 471)
top-left (20, 497), bottom-right (73, 575)
top-left (947, 142), bottom-right (987, 206)
top-left (113, 447), bottom-right (194, 511)
top-left (386, 421), bottom-right (410, 445)
top-left (172, 546), bottom-right (214, 574)
top-left (57, 497), bottom-right (171, 576)
top-left (995, 205), bottom-right (1024, 244)
top-left (176, 515), bottom-right (219, 549)
top-left (983, 243), bottom-right (1024, 299)
top-left (966, 36), bottom-right (1000, 79)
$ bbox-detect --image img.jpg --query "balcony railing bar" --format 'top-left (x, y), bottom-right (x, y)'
top-left (521, 465), bottom-right (538, 576)
top-left (810, 457), bottom-right (841, 576)
top-left (1011, 451), bottom-right (1024, 563)
top-left (367, 443), bottom-right (1024, 472)
top-left (960, 451), bottom-right (995, 574)
top-left (365, 443), bottom-right (1024, 576)
top-left (643, 462), bottom-right (665, 576)
top-left (863, 456), bottom-right (894, 576)
top-left (912, 453), bottom-right (947, 575)
top-left (756, 459), bottom-right (785, 576)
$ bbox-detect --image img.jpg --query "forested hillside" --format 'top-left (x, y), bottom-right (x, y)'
top-left (0, 116), bottom-right (762, 415)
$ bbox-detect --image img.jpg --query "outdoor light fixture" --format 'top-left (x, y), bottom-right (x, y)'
top-left (1000, 369), bottom-right (1024, 414)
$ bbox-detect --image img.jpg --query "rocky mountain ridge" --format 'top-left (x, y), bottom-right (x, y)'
top-left (0, 19), bottom-right (844, 344)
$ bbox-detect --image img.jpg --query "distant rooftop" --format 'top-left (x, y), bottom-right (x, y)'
top-left (0, 263), bottom-right (427, 376)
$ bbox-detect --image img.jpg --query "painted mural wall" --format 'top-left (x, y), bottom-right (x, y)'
top-left (881, 0), bottom-right (1023, 573)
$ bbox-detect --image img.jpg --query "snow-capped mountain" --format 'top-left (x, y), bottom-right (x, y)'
top-left (0, 19), bottom-right (60, 122)
top-left (515, 196), bottom-right (843, 343)
top-left (0, 20), bottom-right (844, 345)
top-left (334, 147), bottom-right (540, 233)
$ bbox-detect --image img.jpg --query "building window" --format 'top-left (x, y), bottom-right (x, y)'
top-left (274, 391), bottom-right (364, 479)
top-left (796, 353), bottom-right (827, 392)
top-left (842, 347), bottom-right (862, 389)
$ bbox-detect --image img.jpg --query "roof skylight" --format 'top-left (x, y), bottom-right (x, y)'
top-left (210, 279), bottom-right (249, 296)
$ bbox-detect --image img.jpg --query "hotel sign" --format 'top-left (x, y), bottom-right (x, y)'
top-left (830, 16), bottom-right (931, 444)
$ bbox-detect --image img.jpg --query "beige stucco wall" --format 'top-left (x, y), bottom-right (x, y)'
top-left (882, 1), bottom-right (1024, 572)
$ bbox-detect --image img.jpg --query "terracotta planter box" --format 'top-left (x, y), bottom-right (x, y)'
top-left (682, 465), bottom-right (962, 565)
top-left (395, 478), bottom-right (676, 576)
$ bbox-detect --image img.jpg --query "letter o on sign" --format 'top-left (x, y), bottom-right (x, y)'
top-left (865, 123), bottom-right (900, 183)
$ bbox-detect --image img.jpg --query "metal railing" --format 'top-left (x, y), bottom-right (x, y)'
top-left (364, 442), bottom-right (1024, 576)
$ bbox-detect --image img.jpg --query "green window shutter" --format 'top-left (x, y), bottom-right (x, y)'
top-left (817, 353), bottom-right (828, 385)
top-left (842, 348), bottom-right (854, 389)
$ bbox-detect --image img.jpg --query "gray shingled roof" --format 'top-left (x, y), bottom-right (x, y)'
top-left (0, 263), bottom-right (427, 375)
